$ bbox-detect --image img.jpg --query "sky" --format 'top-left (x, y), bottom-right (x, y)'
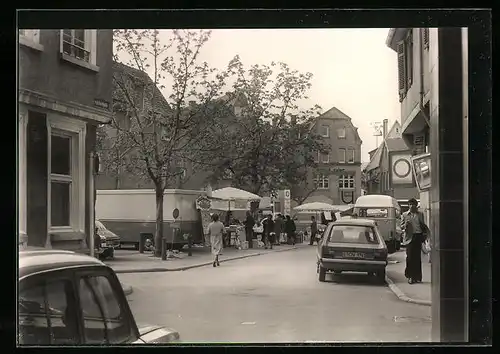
top-left (117, 29), bottom-right (401, 162)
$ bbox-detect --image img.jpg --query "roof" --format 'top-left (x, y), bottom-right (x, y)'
top-left (385, 137), bottom-right (410, 152)
top-left (19, 250), bottom-right (106, 280)
top-left (331, 218), bottom-right (377, 227)
top-left (365, 144), bottom-right (384, 172)
top-left (360, 162), bottom-right (369, 171)
top-left (354, 195), bottom-right (400, 209)
top-left (318, 106), bottom-right (352, 120)
top-left (386, 28), bottom-right (410, 51)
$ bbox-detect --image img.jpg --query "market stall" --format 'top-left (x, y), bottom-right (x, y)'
top-left (293, 202), bottom-right (340, 242)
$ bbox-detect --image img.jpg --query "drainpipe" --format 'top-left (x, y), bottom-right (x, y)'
top-left (89, 151), bottom-right (95, 257)
top-left (419, 28), bottom-right (431, 127)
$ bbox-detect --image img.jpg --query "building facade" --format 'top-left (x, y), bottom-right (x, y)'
top-left (18, 29), bottom-right (113, 251)
top-left (302, 107), bottom-right (362, 206)
top-left (387, 28), bottom-right (471, 342)
top-left (364, 120), bottom-right (419, 205)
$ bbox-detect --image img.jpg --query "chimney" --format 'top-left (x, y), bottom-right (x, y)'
top-left (383, 119), bottom-right (388, 139)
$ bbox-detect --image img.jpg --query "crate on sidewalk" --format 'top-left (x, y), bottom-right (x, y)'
top-left (252, 239), bottom-right (259, 249)
top-left (240, 241), bottom-right (249, 250)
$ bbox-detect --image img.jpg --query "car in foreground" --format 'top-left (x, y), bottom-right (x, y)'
top-left (95, 220), bottom-right (121, 260)
top-left (18, 249), bottom-right (180, 345)
top-left (316, 219), bottom-right (388, 283)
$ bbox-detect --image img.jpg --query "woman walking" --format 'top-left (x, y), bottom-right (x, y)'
top-left (208, 213), bottom-right (224, 267)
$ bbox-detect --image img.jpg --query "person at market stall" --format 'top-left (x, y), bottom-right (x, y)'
top-left (274, 214), bottom-right (284, 245)
top-left (207, 213), bottom-right (224, 267)
top-left (244, 211), bottom-right (255, 248)
top-left (309, 216), bottom-right (318, 246)
top-left (284, 215), bottom-right (297, 245)
top-left (262, 214), bottom-right (275, 249)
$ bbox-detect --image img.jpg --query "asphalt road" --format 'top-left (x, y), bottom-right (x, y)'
top-left (118, 246), bottom-right (432, 343)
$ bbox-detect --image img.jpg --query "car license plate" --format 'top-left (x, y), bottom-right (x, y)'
top-left (101, 242), bottom-right (108, 247)
top-left (342, 252), bottom-right (365, 259)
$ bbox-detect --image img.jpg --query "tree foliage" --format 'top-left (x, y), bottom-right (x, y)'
top-left (205, 56), bottom-right (327, 196)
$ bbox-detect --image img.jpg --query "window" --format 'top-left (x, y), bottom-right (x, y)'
top-left (78, 276), bottom-right (134, 344)
top-left (338, 174), bottom-right (355, 189)
top-left (48, 115), bottom-right (86, 233)
top-left (337, 128), bottom-right (346, 139)
top-left (338, 148), bottom-right (346, 163)
top-left (19, 279), bottom-right (79, 345)
top-left (347, 148), bottom-right (355, 163)
top-left (321, 152), bottom-right (330, 163)
top-left (320, 125), bottom-right (329, 138)
top-left (358, 208), bottom-right (388, 219)
top-left (60, 29), bottom-right (97, 66)
top-left (314, 151), bottom-right (320, 163)
top-left (397, 30), bottom-right (414, 102)
top-left (313, 174), bottom-right (329, 189)
top-left (327, 225), bottom-right (379, 245)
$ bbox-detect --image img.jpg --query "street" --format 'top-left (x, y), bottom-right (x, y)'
top-left (118, 246), bottom-right (431, 343)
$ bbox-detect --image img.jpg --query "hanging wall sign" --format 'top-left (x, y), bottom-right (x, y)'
top-left (411, 153), bottom-right (432, 192)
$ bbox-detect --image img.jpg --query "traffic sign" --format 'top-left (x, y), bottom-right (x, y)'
top-left (284, 189), bottom-right (291, 200)
top-left (172, 208), bottom-right (180, 220)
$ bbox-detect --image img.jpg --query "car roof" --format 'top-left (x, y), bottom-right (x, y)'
top-left (330, 218), bottom-right (377, 227)
top-left (18, 249), bottom-right (106, 280)
top-left (354, 195), bottom-right (400, 209)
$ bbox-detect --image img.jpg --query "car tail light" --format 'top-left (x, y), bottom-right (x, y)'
top-left (374, 249), bottom-right (387, 260)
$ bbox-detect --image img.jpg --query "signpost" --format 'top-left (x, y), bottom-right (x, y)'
top-left (163, 208), bottom-right (180, 261)
top-left (284, 189), bottom-right (291, 216)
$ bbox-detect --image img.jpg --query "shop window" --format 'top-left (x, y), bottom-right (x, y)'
top-left (78, 276), bottom-right (133, 344)
top-left (339, 174), bottom-right (355, 190)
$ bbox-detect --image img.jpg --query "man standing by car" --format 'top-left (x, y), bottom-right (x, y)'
top-left (401, 198), bottom-right (430, 284)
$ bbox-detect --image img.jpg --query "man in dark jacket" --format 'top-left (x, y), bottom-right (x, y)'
top-left (274, 214), bottom-right (284, 245)
top-left (309, 216), bottom-right (318, 245)
top-left (401, 198), bottom-right (430, 284)
top-left (262, 214), bottom-right (275, 249)
top-left (284, 215), bottom-right (297, 245)
top-left (244, 211), bottom-right (256, 248)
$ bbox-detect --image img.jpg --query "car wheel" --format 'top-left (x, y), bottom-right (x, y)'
top-left (318, 266), bottom-right (326, 282)
top-left (376, 270), bottom-right (386, 284)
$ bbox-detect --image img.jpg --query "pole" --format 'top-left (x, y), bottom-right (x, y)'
top-left (89, 152), bottom-right (95, 258)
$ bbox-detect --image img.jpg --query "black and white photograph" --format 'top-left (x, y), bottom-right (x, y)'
top-left (16, 9), bottom-right (491, 347)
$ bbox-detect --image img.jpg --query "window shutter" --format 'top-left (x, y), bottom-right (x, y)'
top-left (397, 42), bottom-right (406, 101)
top-left (423, 28), bottom-right (429, 49)
top-left (406, 30), bottom-right (413, 87)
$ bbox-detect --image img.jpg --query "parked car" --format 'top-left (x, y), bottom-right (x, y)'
top-left (95, 220), bottom-right (121, 260)
top-left (18, 249), bottom-right (180, 345)
top-left (316, 219), bottom-right (388, 283)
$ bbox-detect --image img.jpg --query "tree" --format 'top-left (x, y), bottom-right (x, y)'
top-left (103, 29), bottom-right (230, 257)
top-left (206, 56), bottom-right (326, 196)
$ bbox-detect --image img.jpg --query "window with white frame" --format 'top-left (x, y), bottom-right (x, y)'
top-left (337, 127), bottom-right (346, 139)
top-left (320, 125), bottom-right (329, 138)
top-left (48, 116), bottom-right (86, 233)
top-left (338, 148), bottom-right (346, 163)
top-left (313, 174), bottom-right (329, 189)
top-left (314, 151), bottom-right (320, 163)
top-left (321, 152), bottom-right (330, 163)
top-left (60, 29), bottom-right (97, 66)
top-left (347, 148), bottom-right (355, 163)
top-left (338, 174), bottom-right (355, 190)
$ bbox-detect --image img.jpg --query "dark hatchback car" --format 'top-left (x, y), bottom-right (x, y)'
top-left (18, 249), bottom-right (180, 345)
top-left (316, 219), bottom-right (388, 283)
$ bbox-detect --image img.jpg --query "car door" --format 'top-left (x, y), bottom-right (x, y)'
top-left (74, 267), bottom-right (140, 345)
top-left (18, 270), bottom-right (81, 345)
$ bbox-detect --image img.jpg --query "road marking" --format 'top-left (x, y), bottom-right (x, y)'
top-left (241, 322), bottom-right (256, 325)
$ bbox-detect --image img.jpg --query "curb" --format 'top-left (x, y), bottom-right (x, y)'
top-left (113, 244), bottom-right (308, 274)
top-left (121, 283), bottom-right (134, 296)
top-left (385, 275), bottom-right (431, 306)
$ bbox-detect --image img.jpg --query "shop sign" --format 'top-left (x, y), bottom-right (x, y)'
top-left (94, 99), bottom-right (110, 110)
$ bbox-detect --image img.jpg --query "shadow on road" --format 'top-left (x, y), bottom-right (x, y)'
top-left (321, 272), bottom-right (386, 287)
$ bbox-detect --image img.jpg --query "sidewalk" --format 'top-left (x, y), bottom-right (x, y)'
top-left (385, 249), bottom-right (431, 306)
top-left (106, 243), bottom-right (307, 274)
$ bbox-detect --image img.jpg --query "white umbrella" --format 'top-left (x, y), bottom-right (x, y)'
top-left (294, 202), bottom-right (339, 213)
top-left (211, 187), bottom-right (261, 201)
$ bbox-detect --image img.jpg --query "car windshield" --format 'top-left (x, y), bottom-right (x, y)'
top-left (95, 221), bottom-right (107, 232)
top-left (327, 225), bottom-right (379, 244)
top-left (358, 208), bottom-right (388, 218)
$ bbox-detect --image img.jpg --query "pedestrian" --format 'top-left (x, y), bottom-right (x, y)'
top-left (244, 211), bottom-right (256, 249)
top-left (401, 198), bottom-right (430, 284)
top-left (262, 214), bottom-right (275, 249)
top-left (208, 213), bottom-right (224, 267)
top-left (274, 214), bottom-right (284, 245)
top-left (284, 215), bottom-right (297, 245)
top-left (309, 216), bottom-right (318, 245)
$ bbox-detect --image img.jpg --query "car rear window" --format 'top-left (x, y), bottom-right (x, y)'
top-left (357, 208), bottom-right (388, 218)
top-left (327, 225), bottom-right (379, 244)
